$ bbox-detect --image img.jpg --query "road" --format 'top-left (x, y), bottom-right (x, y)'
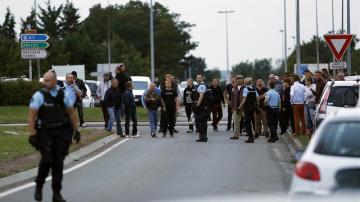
top-left (0, 124), bottom-right (294, 202)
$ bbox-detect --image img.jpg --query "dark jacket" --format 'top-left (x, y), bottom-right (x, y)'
top-left (183, 85), bottom-right (196, 105)
top-left (282, 87), bottom-right (291, 109)
top-left (231, 85), bottom-right (245, 110)
top-left (116, 71), bottom-right (132, 93)
top-left (210, 85), bottom-right (225, 105)
top-left (315, 79), bottom-right (326, 104)
top-left (75, 79), bottom-right (87, 102)
top-left (124, 89), bottom-right (136, 111)
top-left (256, 87), bottom-right (268, 109)
top-left (104, 87), bottom-right (122, 107)
top-left (145, 90), bottom-right (161, 110)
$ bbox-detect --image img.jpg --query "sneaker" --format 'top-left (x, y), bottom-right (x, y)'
top-left (186, 129), bottom-right (193, 133)
top-left (163, 133), bottom-right (167, 137)
top-left (230, 136), bottom-right (239, 139)
top-left (132, 133), bottom-right (141, 138)
top-left (80, 123), bottom-right (87, 127)
top-left (170, 133), bottom-right (174, 137)
top-left (245, 139), bottom-right (254, 143)
top-left (125, 134), bottom-right (130, 138)
top-left (151, 132), bottom-right (157, 138)
top-left (173, 129), bottom-right (179, 133)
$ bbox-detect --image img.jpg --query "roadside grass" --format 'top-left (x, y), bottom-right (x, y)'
top-left (0, 106), bottom-right (148, 124)
top-left (0, 126), bottom-right (111, 177)
top-left (296, 135), bottom-right (310, 148)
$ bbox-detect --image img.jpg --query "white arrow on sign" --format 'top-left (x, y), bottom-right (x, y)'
top-left (21, 49), bottom-right (48, 59)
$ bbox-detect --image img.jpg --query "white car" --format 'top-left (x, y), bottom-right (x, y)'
top-left (82, 83), bottom-right (95, 108)
top-left (290, 108), bottom-right (360, 199)
top-left (132, 76), bottom-right (151, 104)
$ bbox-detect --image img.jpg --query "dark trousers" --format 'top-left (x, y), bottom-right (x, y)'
top-left (267, 108), bottom-right (280, 138)
top-left (195, 106), bottom-right (208, 140)
top-left (185, 105), bottom-right (193, 130)
top-left (280, 107), bottom-right (294, 134)
top-left (211, 104), bottom-right (223, 129)
top-left (244, 109), bottom-right (255, 140)
top-left (35, 129), bottom-right (69, 192)
top-left (125, 109), bottom-right (137, 135)
top-left (74, 101), bottom-right (84, 124)
top-left (163, 106), bottom-right (176, 134)
top-left (100, 101), bottom-right (109, 129)
top-left (227, 106), bottom-right (233, 130)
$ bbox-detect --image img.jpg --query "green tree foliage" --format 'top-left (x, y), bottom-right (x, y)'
top-left (231, 59), bottom-right (273, 81)
top-left (60, 0), bottom-right (81, 37)
top-left (0, 8), bottom-right (16, 40)
top-left (37, 1), bottom-right (63, 38)
top-left (20, 9), bottom-right (36, 33)
top-left (204, 68), bottom-right (221, 83)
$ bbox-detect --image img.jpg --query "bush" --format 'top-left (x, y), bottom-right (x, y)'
top-left (0, 80), bottom-right (42, 106)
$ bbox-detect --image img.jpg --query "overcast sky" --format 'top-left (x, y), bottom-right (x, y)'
top-left (1, 0), bottom-right (359, 70)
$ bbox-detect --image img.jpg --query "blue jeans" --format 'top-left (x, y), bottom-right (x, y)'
top-left (304, 103), bottom-right (315, 130)
top-left (147, 110), bottom-right (158, 133)
top-left (107, 107), bottom-right (123, 135)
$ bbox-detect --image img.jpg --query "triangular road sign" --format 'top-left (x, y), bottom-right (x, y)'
top-left (324, 34), bottom-right (353, 61)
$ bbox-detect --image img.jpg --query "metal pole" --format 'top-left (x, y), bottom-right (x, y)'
top-left (107, 0), bottom-right (111, 70)
top-left (218, 10), bottom-right (234, 79)
top-left (342, 0), bottom-right (344, 33)
top-left (315, 0), bottom-right (320, 70)
top-left (35, 0), bottom-right (41, 79)
top-left (283, 0), bottom-right (288, 73)
top-left (29, 60), bottom-right (33, 80)
top-left (346, 0), bottom-right (351, 75)
top-left (332, 0), bottom-right (336, 77)
top-left (150, 0), bottom-right (155, 82)
top-left (280, 30), bottom-right (285, 71)
top-left (296, 0), bottom-right (301, 73)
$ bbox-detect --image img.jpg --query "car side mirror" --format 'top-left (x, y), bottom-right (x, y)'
top-left (295, 149), bottom-right (305, 162)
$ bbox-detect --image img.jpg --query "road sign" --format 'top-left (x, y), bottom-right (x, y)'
top-left (324, 34), bottom-right (353, 61)
top-left (21, 49), bottom-right (48, 59)
top-left (21, 34), bottom-right (49, 41)
top-left (24, 29), bottom-right (37, 34)
top-left (21, 42), bottom-right (49, 49)
top-left (330, 61), bottom-right (347, 70)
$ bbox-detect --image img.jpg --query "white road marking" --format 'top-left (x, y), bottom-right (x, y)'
top-left (0, 138), bottom-right (130, 199)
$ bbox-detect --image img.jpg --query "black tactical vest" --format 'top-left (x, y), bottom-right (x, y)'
top-left (244, 87), bottom-right (257, 110)
top-left (37, 89), bottom-right (68, 128)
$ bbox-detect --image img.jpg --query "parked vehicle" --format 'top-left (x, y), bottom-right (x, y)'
top-left (132, 76), bottom-right (151, 105)
top-left (85, 80), bottom-right (100, 107)
top-left (290, 108), bottom-right (360, 199)
top-left (313, 79), bottom-right (360, 129)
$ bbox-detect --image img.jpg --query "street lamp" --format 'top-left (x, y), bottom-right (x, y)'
top-left (218, 10), bottom-right (235, 79)
top-left (315, 0), bottom-right (320, 70)
top-left (282, 0), bottom-right (288, 72)
top-left (295, 0), bottom-right (301, 73)
top-left (280, 30), bottom-right (285, 72)
top-left (107, 0), bottom-right (111, 70)
top-left (150, 0), bottom-right (155, 82)
top-left (346, 0), bottom-right (351, 75)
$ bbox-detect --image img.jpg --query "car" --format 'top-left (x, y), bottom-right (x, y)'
top-left (131, 76), bottom-right (151, 105)
top-left (290, 108), bottom-right (360, 199)
top-left (313, 79), bottom-right (360, 129)
top-left (85, 80), bottom-right (100, 107)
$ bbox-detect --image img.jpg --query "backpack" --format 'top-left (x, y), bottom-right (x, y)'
top-left (244, 87), bottom-right (257, 110)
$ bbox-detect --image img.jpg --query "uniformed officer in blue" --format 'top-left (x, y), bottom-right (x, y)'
top-left (264, 81), bottom-right (281, 143)
top-left (194, 74), bottom-right (208, 142)
top-left (28, 71), bottom-right (81, 202)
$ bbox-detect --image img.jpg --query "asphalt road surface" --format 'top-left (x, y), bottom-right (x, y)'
top-left (0, 125), bottom-right (294, 202)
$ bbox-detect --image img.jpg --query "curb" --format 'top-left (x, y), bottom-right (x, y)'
top-left (279, 132), bottom-right (305, 156)
top-left (0, 134), bottom-right (120, 191)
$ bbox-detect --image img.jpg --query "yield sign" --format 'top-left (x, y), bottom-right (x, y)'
top-left (324, 34), bottom-right (353, 61)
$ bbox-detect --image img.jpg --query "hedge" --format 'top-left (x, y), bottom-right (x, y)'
top-left (0, 80), bottom-right (42, 106)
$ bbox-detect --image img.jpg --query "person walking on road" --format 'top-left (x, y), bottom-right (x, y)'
top-left (314, 71), bottom-right (326, 105)
top-left (71, 71), bottom-right (87, 127)
top-left (210, 78), bottom-right (225, 132)
top-left (161, 79), bottom-right (179, 137)
top-left (104, 79), bottom-right (123, 136)
top-left (29, 71), bottom-right (81, 202)
top-left (264, 81), bottom-right (281, 143)
top-left (230, 75), bottom-right (245, 140)
top-left (254, 79), bottom-right (269, 138)
top-left (145, 83), bottom-right (163, 137)
top-left (115, 64), bottom-right (132, 116)
top-left (194, 74), bottom-right (208, 142)
top-left (290, 74), bottom-right (306, 136)
top-left (124, 81), bottom-right (139, 138)
top-left (183, 78), bottom-right (196, 133)
top-left (239, 78), bottom-right (259, 143)
top-left (280, 79), bottom-right (294, 135)
top-left (97, 73), bottom-right (111, 130)
top-left (304, 77), bottom-right (316, 136)
top-left (224, 75), bottom-right (237, 131)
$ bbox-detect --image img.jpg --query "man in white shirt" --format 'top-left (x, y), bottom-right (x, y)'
top-left (97, 73), bottom-right (111, 130)
top-left (290, 74), bottom-right (306, 136)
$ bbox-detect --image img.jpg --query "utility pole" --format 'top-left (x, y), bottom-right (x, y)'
top-left (150, 0), bottom-right (155, 82)
top-left (107, 0), bottom-right (111, 70)
top-left (35, 0), bottom-right (41, 80)
top-left (346, 0), bottom-right (351, 75)
top-left (283, 0), bottom-right (288, 73)
top-left (296, 0), bottom-right (301, 73)
top-left (315, 0), bottom-right (320, 70)
top-left (218, 10), bottom-right (235, 79)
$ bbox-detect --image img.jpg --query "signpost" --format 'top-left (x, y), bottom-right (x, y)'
top-left (324, 34), bottom-right (353, 72)
top-left (21, 30), bottom-right (49, 80)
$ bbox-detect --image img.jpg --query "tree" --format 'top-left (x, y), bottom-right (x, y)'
top-left (204, 68), bottom-right (221, 83)
top-left (20, 8), bottom-right (36, 33)
top-left (232, 61), bottom-right (253, 77)
top-left (60, 0), bottom-right (80, 37)
top-left (38, 0), bottom-right (63, 38)
top-left (0, 8), bottom-right (16, 40)
top-left (253, 59), bottom-right (273, 80)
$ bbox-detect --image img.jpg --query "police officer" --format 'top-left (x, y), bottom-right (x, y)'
top-left (239, 78), bottom-right (259, 143)
top-left (194, 74), bottom-right (208, 142)
top-left (264, 81), bottom-right (281, 143)
top-left (183, 78), bottom-right (196, 133)
top-left (28, 71), bottom-right (81, 202)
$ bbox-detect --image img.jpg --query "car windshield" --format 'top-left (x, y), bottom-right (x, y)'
top-left (315, 121), bottom-right (360, 158)
top-left (327, 86), bottom-right (359, 107)
top-left (86, 83), bottom-right (97, 95)
top-left (133, 81), bottom-right (148, 90)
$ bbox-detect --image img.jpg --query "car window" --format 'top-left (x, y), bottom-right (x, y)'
top-left (315, 121), bottom-right (360, 158)
top-left (86, 83), bottom-right (97, 96)
top-left (327, 86), bottom-right (359, 107)
top-left (133, 81), bottom-right (148, 90)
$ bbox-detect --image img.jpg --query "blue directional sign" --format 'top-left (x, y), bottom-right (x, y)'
top-left (20, 34), bottom-right (49, 42)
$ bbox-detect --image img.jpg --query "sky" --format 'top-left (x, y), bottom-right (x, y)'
top-left (1, 0), bottom-right (359, 70)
